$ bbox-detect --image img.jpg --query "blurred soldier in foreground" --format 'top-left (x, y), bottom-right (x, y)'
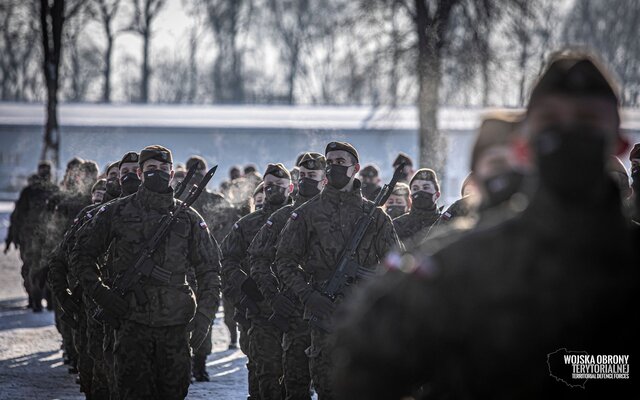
top-left (384, 182), bottom-right (410, 219)
top-left (359, 164), bottom-right (382, 201)
top-left (276, 142), bottom-right (401, 399)
top-left (630, 143), bottom-right (640, 223)
top-left (72, 145), bottom-right (221, 399)
top-left (393, 169), bottom-right (441, 250)
top-left (333, 52), bottom-right (638, 399)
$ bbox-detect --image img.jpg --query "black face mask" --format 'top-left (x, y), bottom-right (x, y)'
top-left (386, 205), bottom-right (407, 219)
top-left (481, 170), bottom-right (525, 209)
top-left (534, 125), bottom-right (606, 203)
top-left (326, 164), bottom-right (352, 190)
top-left (143, 170), bottom-right (171, 193)
top-left (264, 184), bottom-right (287, 205)
top-left (105, 177), bottom-right (121, 197)
top-left (411, 191), bottom-right (436, 210)
top-left (121, 172), bottom-right (142, 195)
top-left (298, 177), bottom-right (321, 198)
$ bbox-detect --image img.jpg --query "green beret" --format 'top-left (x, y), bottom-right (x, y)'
top-left (38, 160), bottom-right (53, 169)
top-left (104, 161), bottom-right (120, 176)
top-left (186, 155), bottom-right (207, 171)
top-left (410, 168), bottom-right (440, 192)
top-left (529, 52), bottom-right (619, 109)
top-left (91, 178), bottom-right (107, 193)
top-left (360, 164), bottom-right (379, 178)
top-left (139, 145), bottom-right (173, 166)
top-left (630, 143), bottom-right (640, 160)
top-left (119, 152), bottom-right (139, 169)
top-left (66, 157), bottom-right (84, 170)
top-left (393, 152), bottom-right (413, 167)
top-left (81, 160), bottom-right (99, 176)
top-left (263, 163), bottom-right (291, 180)
top-left (325, 141), bottom-right (359, 163)
top-left (298, 152), bottom-right (326, 170)
top-left (391, 182), bottom-right (410, 198)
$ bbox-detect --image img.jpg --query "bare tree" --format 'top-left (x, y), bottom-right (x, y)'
top-left (39, 0), bottom-right (84, 168)
top-left (90, 0), bottom-right (121, 103)
top-left (197, 0), bottom-right (253, 103)
top-left (127, 0), bottom-right (167, 103)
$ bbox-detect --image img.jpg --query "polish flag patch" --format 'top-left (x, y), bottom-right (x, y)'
top-left (290, 212), bottom-right (298, 220)
top-left (266, 220), bottom-right (273, 227)
top-left (199, 221), bottom-right (208, 230)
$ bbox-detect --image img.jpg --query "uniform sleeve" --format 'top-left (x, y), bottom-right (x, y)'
top-left (47, 239), bottom-right (71, 299)
top-left (69, 205), bottom-right (115, 293)
top-left (375, 209), bottom-right (404, 257)
top-left (275, 211), bottom-right (313, 302)
top-left (248, 220), bottom-right (280, 301)
top-left (219, 220), bottom-right (249, 303)
top-left (189, 213), bottom-right (222, 322)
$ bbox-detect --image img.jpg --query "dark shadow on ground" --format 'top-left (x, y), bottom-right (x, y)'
top-left (0, 297), bottom-right (55, 332)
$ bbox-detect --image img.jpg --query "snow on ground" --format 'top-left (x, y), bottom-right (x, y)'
top-left (0, 248), bottom-right (248, 399)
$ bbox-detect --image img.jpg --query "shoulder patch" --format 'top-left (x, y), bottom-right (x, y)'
top-left (73, 217), bottom-right (79, 224)
top-left (86, 212), bottom-right (93, 220)
top-left (442, 212), bottom-right (452, 221)
top-left (290, 212), bottom-right (298, 220)
top-left (266, 220), bottom-right (273, 227)
top-left (233, 223), bottom-right (239, 229)
top-left (199, 221), bottom-right (208, 230)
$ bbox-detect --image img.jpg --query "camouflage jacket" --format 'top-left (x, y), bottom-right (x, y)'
top-left (248, 194), bottom-right (313, 306)
top-left (12, 177), bottom-right (58, 241)
top-left (189, 188), bottom-right (239, 245)
top-left (219, 200), bottom-right (283, 305)
top-left (71, 185), bottom-right (222, 326)
top-left (276, 181), bottom-right (401, 303)
top-left (392, 206), bottom-right (441, 250)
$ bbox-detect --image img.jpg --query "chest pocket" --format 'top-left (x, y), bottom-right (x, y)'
top-left (171, 218), bottom-right (190, 239)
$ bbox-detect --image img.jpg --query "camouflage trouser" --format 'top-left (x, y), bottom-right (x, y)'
top-left (55, 298), bottom-right (78, 363)
top-left (249, 320), bottom-right (283, 400)
top-left (85, 301), bottom-right (110, 400)
top-left (239, 322), bottom-right (260, 399)
top-left (73, 303), bottom-right (93, 396)
top-left (283, 318), bottom-right (311, 400)
top-left (114, 320), bottom-right (190, 400)
top-left (223, 296), bottom-right (238, 345)
top-left (307, 328), bottom-right (336, 400)
top-left (103, 326), bottom-right (119, 400)
top-left (194, 324), bottom-right (213, 357)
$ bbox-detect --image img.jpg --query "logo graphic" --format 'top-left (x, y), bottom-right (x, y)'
top-left (547, 348), bottom-right (630, 389)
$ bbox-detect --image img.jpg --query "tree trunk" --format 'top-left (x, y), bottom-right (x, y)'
top-left (286, 44), bottom-right (299, 105)
top-left (140, 30), bottom-right (150, 103)
top-left (103, 35), bottom-right (113, 103)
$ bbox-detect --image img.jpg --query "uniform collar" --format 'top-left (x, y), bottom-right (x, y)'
top-left (135, 185), bottom-right (175, 210)
top-left (409, 204), bottom-right (439, 217)
top-left (321, 179), bottom-right (363, 206)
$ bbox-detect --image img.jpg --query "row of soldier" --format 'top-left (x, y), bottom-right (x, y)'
top-left (4, 49), bottom-right (640, 400)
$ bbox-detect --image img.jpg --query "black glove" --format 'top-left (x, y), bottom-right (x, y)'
top-left (189, 312), bottom-right (211, 350)
top-left (304, 291), bottom-right (335, 320)
top-left (271, 293), bottom-right (296, 318)
top-left (92, 284), bottom-right (129, 317)
top-left (58, 290), bottom-right (81, 316)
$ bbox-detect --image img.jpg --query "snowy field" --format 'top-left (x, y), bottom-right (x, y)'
top-left (0, 201), bottom-right (249, 399)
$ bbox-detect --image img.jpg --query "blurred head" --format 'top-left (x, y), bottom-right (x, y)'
top-left (472, 112), bottom-right (527, 209)
top-left (230, 166), bottom-right (242, 180)
top-left (393, 153), bottom-right (414, 182)
top-left (187, 156), bottom-right (207, 181)
top-left (385, 182), bottom-right (410, 219)
top-left (460, 173), bottom-right (478, 198)
top-left (104, 161), bottom-right (121, 198)
top-left (262, 163), bottom-right (292, 205)
top-left (325, 142), bottom-right (360, 191)
top-left (171, 163), bottom-right (187, 190)
top-left (244, 164), bottom-right (258, 175)
top-left (359, 164), bottom-right (380, 186)
top-left (630, 143), bottom-right (640, 197)
top-left (525, 51), bottom-right (624, 203)
top-left (64, 157), bottom-right (84, 188)
top-left (138, 145), bottom-right (174, 193)
top-left (297, 152), bottom-right (327, 198)
top-left (409, 169), bottom-right (440, 210)
top-left (91, 179), bottom-right (107, 204)
top-left (37, 161), bottom-right (52, 181)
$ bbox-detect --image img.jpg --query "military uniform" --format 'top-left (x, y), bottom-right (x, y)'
top-left (248, 192), bottom-right (316, 400)
top-left (393, 206), bottom-right (440, 250)
top-left (276, 176), bottom-right (401, 399)
top-left (220, 200), bottom-right (282, 399)
top-left (71, 182), bottom-right (221, 399)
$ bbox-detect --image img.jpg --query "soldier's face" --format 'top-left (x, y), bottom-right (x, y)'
top-left (139, 160), bottom-right (174, 182)
top-left (92, 189), bottom-right (106, 203)
top-left (106, 167), bottom-right (119, 180)
top-left (386, 194), bottom-right (408, 210)
top-left (474, 145), bottom-right (517, 183)
top-left (263, 174), bottom-right (293, 193)
top-left (254, 192), bottom-right (265, 207)
top-left (119, 162), bottom-right (139, 179)
top-left (411, 179), bottom-right (438, 195)
top-left (462, 179), bottom-right (479, 198)
top-left (299, 167), bottom-right (326, 183)
top-left (526, 94), bottom-right (620, 154)
top-left (326, 150), bottom-right (360, 181)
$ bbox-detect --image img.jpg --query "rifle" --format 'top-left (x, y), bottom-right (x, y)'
top-left (174, 162), bottom-right (199, 200)
top-left (308, 163), bottom-right (405, 332)
top-left (93, 165), bottom-right (218, 327)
